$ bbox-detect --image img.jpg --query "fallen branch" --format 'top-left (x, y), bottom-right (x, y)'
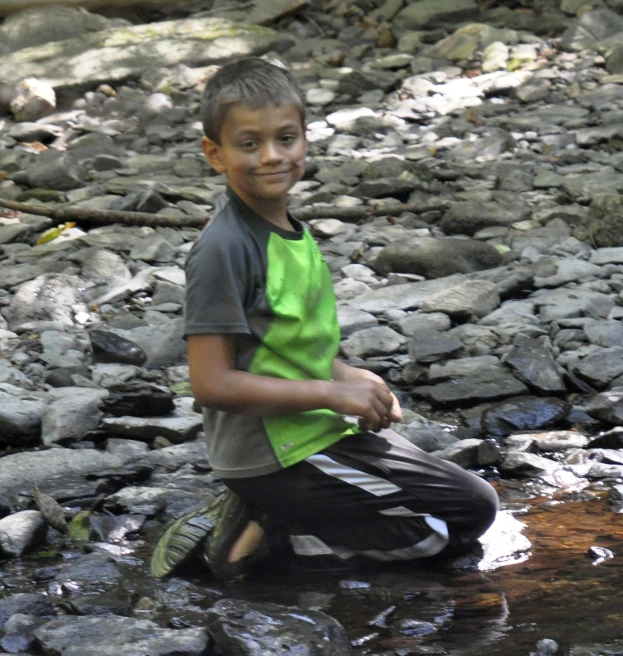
top-left (0, 198), bottom-right (206, 228)
top-left (292, 201), bottom-right (450, 222)
top-left (0, 197), bottom-right (450, 230)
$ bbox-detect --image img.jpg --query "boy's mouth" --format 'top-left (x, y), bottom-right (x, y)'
top-left (256, 169), bottom-right (291, 177)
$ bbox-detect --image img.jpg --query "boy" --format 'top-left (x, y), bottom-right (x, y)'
top-left (171, 57), bottom-right (498, 582)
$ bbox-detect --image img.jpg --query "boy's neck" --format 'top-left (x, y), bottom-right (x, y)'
top-left (234, 190), bottom-right (294, 231)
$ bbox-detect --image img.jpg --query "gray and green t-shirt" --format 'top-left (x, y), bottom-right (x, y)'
top-left (184, 189), bottom-right (359, 479)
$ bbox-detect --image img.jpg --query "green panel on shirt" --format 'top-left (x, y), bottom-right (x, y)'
top-left (248, 230), bottom-right (358, 466)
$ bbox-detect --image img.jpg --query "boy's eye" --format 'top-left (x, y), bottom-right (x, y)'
top-left (280, 134), bottom-right (297, 144)
top-left (240, 141), bottom-right (257, 149)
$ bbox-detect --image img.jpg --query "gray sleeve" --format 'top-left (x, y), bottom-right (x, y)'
top-left (184, 226), bottom-right (252, 337)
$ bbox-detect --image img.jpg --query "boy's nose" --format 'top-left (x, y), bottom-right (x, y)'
top-left (260, 142), bottom-right (282, 164)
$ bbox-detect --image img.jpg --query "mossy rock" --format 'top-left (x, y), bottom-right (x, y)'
top-left (574, 193), bottom-right (623, 247)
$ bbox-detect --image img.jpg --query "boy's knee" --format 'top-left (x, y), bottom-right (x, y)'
top-left (469, 478), bottom-right (499, 538)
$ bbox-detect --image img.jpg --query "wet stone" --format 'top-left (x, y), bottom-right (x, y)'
top-left (0, 594), bottom-right (54, 631)
top-left (481, 396), bottom-right (571, 439)
top-left (0, 510), bottom-right (46, 558)
top-left (504, 335), bottom-right (566, 394)
top-left (33, 615), bottom-right (209, 656)
top-left (205, 599), bottom-right (351, 656)
top-left (499, 451), bottom-right (561, 477)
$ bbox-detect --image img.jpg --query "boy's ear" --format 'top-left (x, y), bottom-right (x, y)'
top-left (202, 136), bottom-right (226, 173)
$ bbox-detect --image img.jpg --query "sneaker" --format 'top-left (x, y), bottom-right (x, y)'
top-left (150, 493), bottom-right (225, 579)
top-left (202, 490), bottom-right (271, 583)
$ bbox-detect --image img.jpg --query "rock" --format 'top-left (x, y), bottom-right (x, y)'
top-left (0, 594), bottom-right (54, 631)
top-left (21, 150), bottom-right (84, 190)
top-left (585, 387), bottom-right (623, 425)
top-left (499, 451), bottom-right (561, 477)
top-left (408, 331), bottom-right (463, 363)
top-left (205, 599), bottom-right (351, 656)
top-left (419, 280), bottom-right (500, 320)
top-left (0, 18), bottom-right (294, 92)
top-left (583, 319), bottom-right (623, 348)
top-left (533, 258), bottom-right (602, 288)
top-left (336, 306), bottom-right (378, 337)
top-left (569, 346), bottom-right (623, 389)
top-left (533, 287), bottom-right (614, 322)
top-left (529, 430), bottom-right (589, 452)
top-left (426, 24), bottom-right (516, 62)
top-left (0, 510), bottom-right (47, 557)
top-left (398, 312), bottom-right (451, 336)
top-left (413, 369), bottom-right (529, 407)
top-left (575, 193), bottom-right (623, 247)
top-left (0, 448), bottom-right (132, 493)
top-left (481, 397), bottom-right (571, 439)
top-left (114, 318), bottom-right (186, 369)
top-left (433, 438), bottom-right (501, 469)
top-left (99, 381), bottom-right (175, 417)
top-left (90, 329), bottom-right (147, 366)
top-left (442, 201), bottom-right (531, 236)
top-left (1, 612), bottom-right (46, 653)
top-left (340, 326), bottom-right (406, 359)
top-left (357, 275), bottom-right (473, 315)
top-left (0, 5), bottom-right (123, 53)
top-left (10, 78), bottom-right (55, 122)
top-left (393, 0), bottom-right (478, 31)
top-left (372, 237), bottom-right (502, 278)
top-left (101, 397), bottom-right (202, 443)
top-left (0, 389), bottom-right (48, 446)
top-left (504, 335), bottom-right (566, 394)
top-left (561, 9), bottom-right (623, 51)
top-left (33, 615), bottom-right (209, 656)
top-left (41, 387), bottom-right (109, 445)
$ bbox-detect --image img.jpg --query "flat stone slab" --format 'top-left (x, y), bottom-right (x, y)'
top-left (354, 273), bottom-right (467, 314)
top-left (0, 448), bottom-right (132, 493)
top-left (0, 17), bottom-right (293, 91)
top-left (101, 397), bottom-right (202, 443)
top-left (413, 369), bottom-right (528, 407)
top-left (33, 615), bottom-right (209, 656)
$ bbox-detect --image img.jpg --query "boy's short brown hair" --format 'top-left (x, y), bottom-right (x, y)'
top-left (201, 57), bottom-right (306, 144)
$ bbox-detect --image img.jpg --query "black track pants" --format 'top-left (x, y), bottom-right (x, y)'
top-left (223, 429), bottom-right (499, 561)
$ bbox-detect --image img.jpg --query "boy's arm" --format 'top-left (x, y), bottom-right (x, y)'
top-left (188, 334), bottom-right (395, 431)
top-left (332, 359), bottom-right (403, 425)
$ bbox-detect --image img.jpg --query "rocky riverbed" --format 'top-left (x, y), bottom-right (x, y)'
top-left (2, 0), bottom-right (623, 654)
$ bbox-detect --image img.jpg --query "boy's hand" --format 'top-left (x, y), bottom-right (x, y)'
top-left (330, 361), bottom-right (403, 431)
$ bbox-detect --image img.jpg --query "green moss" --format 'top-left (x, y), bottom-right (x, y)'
top-left (68, 510), bottom-right (92, 540)
top-left (17, 189), bottom-right (66, 203)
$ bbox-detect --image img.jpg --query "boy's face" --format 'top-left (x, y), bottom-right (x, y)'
top-left (202, 103), bottom-right (307, 217)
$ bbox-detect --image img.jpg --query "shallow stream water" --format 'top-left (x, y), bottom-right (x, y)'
top-left (2, 482), bottom-right (622, 655)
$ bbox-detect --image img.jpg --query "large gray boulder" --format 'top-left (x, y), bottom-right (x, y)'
top-left (0, 17), bottom-right (294, 92)
top-left (0, 6), bottom-right (126, 54)
top-left (372, 237), bottom-right (502, 279)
